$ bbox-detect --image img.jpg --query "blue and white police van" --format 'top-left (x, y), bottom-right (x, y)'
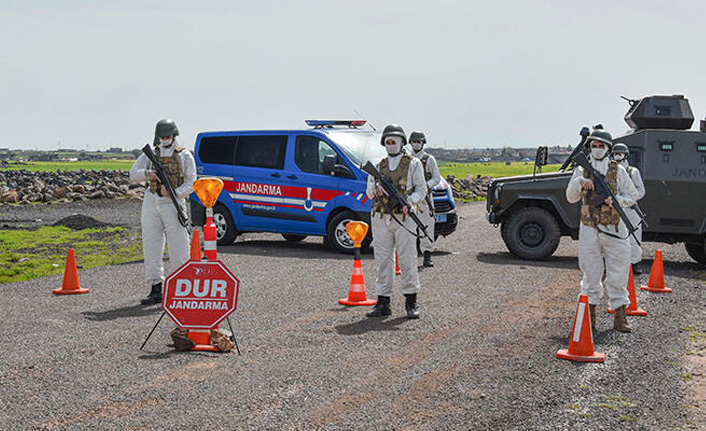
top-left (190, 120), bottom-right (457, 253)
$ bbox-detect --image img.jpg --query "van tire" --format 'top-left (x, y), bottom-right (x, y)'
top-left (684, 241), bottom-right (706, 266)
top-left (282, 234), bottom-right (307, 242)
top-left (501, 207), bottom-right (561, 260)
top-left (213, 205), bottom-right (238, 245)
top-left (326, 211), bottom-right (372, 254)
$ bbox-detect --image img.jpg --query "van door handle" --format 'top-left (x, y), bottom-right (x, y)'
top-left (286, 175), bottom-right (298, 180)
top-left (271, 173), bottom-right (281, 178)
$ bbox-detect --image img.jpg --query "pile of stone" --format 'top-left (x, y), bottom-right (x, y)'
top-left (0, 169), bottom-right (146, 204)
top-left (445, 174), bottom-right (492, 201)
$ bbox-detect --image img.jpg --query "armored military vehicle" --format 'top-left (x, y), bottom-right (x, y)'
top-left (486, 94), bottom-right (706, 266)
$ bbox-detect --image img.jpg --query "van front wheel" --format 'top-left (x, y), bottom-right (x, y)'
top-left (326, 211), bottom-right (372, 254)
top-left (213, 205), bottom-right (238, 245)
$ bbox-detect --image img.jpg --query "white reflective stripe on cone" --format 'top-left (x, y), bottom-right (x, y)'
top-left (573, 303), bottom-right (585, 343)
top-left (351, 284), bottom-right (365, 292)
top-left (204, 241), bottom-right (217, 251)
top-left (352, 267), bottom-right (363, 276)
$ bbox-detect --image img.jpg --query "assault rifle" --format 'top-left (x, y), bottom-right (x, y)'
top-left (362, 161), bottom-right (433, 242)
top-left (559, 126), bottom-right (591, 172)
top-left (572, 152), bottom-right (642, 244)
top-left (141, 144), bottom-right (189, 227)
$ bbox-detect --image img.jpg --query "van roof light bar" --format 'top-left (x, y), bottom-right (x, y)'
top-left (305, 120), bottom-right (367, 129)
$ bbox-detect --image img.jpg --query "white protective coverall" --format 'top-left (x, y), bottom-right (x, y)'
top-left (620, 160), bottom-right (646, 264)
top-left (129, 141), bottom-right (197, 285)
top-left (366, 154), bottom-right (427, 296)
top-left (412, 148), bottom-right (441, 253)
top-left (566, 157), bottom-right (638, 311)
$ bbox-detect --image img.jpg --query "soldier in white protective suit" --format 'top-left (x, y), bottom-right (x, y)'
top-left (366, 124), bottom-right (427, 319)
top-left (565, 129), bottom-right (638, 333)
top-left (409, 131), bottom-right (441, 268)
top-left (611, 143), bottom-right (646, 275)
top-left (129, 119), bottom-right (197, 305)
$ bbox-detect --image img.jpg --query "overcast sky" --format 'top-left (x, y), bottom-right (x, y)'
top-left (2, 0), bottom-right (705, 151)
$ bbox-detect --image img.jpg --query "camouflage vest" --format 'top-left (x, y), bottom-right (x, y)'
top-left (581, 160), bottom-right (619, 227)
top-left (626, 165), bottom-right (635, 176)
top-left (372, 154), bottom-right (413, 215)
top-left (149, 145), bottom-right (185, 195)
top-left (421, 153), bottom-right (432, 181)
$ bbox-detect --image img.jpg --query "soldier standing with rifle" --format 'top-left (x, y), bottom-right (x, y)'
top-left (129, 119), bottom-right (197, 305)
top-left (612, 143), bottom-right (646, 275)
top-left (566, 128), bottom-right (639, 333)
top-left (409, 131), bottom-right (441, 268)
top-left (365, 124), bottom-right (428, 319)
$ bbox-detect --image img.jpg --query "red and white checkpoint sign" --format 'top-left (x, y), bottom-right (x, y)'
top-left (163, 260), bottom-right (240, 330)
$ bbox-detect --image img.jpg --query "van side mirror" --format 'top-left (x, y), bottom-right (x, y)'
top-left (323, 154), bottom-right (354, 178)
top-left (323, 155), bottom-right (336, 174)
top-left (533, 146), bottom-right (548, 177)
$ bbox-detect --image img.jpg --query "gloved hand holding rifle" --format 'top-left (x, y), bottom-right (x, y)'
top-left (141, 144), bottom-right (189, 227)
top-left (362, 161), bottom-right (433, 242)
top-left (572, 152), bottom-right (643, 244)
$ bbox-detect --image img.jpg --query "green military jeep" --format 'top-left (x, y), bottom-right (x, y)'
top-left (486, 94), bottom-right (706, 266)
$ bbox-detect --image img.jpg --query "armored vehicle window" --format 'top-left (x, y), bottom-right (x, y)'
top-left (295, 135), bottom-right (337, 174)
top-left (235, 135), bottom-right (287, 169)
top-left (199, 136), bottom-right (237, 165)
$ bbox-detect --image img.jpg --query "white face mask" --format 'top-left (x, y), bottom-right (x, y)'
top-left (159, 137), bottom-right (173, 147)
top-left (411, 142), bottom-right (424, 152)
top-left (613, 153), bottom-right (626, 162)
top-left (384, 136), bottom-right (403, 155)
top-left (591, 147), bottom-right (608, 160)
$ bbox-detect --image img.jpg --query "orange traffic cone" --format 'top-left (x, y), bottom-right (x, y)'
top-left (640, 250), bottom-right (671, 293)
top-left (395, 251), bottom-right (401, 275)
top-left (557, 294), bottom-right (605, 363)
top-left (190, 230), bottom-right (202, 261)
top-left (188, 329), bottom-right (220, 352)
top-left (608, 266), bottom-right (647, 316)
top-left (53, 248), bottom-right (89, 295)
top-left (339, 257), bottom-right (377, 306)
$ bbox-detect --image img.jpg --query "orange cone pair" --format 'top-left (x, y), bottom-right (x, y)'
top-left (339, 258), bottom-right (376, 306)
top-left (608, 266), bottom-right (647, 316)
top-left (557, 294), bottom-right (605, 363)
top-left (190, 230), bottom-right (202, 261)
top-left (53, 248), bottom-right (90, 295)
top-left (640, 249), bottom-right (671, 293)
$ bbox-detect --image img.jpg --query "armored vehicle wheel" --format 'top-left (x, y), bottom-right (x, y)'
top-left (326, 211), bottom-right (372, 254)
top-left (282, 234), bottom-right (307, 242)
top-left (213, 204), bottom-right (238, 245)
top-left (501, 207), bottom-right (561, 260)
top-left (684, 241), bottom-right (706, 266)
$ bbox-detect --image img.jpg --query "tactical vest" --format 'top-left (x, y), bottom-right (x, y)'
top-left (580, 160), bottom-right (620, 227)
top-left (421, 153), bottom-right (432, 181)
top-left (626, 165), bottom-right (634, 176)
top-left (372, 154), bottom-right (413, 215)
top-left (149, 145), bottom-right (185, 195)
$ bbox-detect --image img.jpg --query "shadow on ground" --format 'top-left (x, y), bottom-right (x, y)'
top-left (82, 304), bottom-right (162, 322)
top-left (476, 251), bottom-right (577, 269)
top-left (335, 316), bottom-right (410, 335)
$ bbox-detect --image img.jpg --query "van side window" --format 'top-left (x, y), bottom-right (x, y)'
top-left (235, 135), bottom-right (287, 169)
top-left (295, 136), bottom-right (337, 174)
top-left (199, 136), bottom-right (237, 165)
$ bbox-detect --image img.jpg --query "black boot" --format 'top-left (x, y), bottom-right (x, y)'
top-left (405, 294), bottom-right (420, 319)
top-left (631, 263), bottom-right (642, 275)
top-left (366, 296), bottom-right (391, 317)
top-left (141, 282), bottom-right (163, 305)
top-left (423, 251), bottom-right (434, 267)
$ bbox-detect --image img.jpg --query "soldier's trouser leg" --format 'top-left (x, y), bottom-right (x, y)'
top-left (627, 208), bottom-right (642, 264)
top-left (372, 215), bottom-right (395, 297)
top-left (578, 224), bottom-right (605, 306)
top-left (395, 216), bottom-right (420, 295)
top-left (418, 203), bottom-right (435, 254)
top-left (600, 230), bottom-right (631, 311)
top-left (141, 194), bottom-right (167, 286)
top-left (159, 200), bottom-right (190, 271)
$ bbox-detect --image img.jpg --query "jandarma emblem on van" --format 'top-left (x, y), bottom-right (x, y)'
top-left (234, 182), bottom-right (283, 196)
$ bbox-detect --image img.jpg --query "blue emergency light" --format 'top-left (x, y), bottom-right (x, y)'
top-left (305, 120), bottom-right (367, 129)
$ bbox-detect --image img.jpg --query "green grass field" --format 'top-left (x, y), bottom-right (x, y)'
top-left (2, 160), bottom-right (135, 172)
top-left (438, 161), bottom-right (560, 179)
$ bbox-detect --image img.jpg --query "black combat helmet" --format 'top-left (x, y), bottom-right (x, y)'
top-left (154, 119), bottom-right (180, 145)
top-left (380, 124), bottom-right (407, 146)
top-left (409, 131), bottom-right (426, 143)
top-left (584, 129), bottom-right (613, 149)
top-left (612, 143), bottom-right (629, 155)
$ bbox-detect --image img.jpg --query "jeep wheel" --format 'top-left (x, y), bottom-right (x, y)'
top-left (684, 241), bottom-right (706, 266)
top-left (282, 234), bottom-right (307, 243)
top-left (502, 207), bottom-right (561, 260)
top-left (213, 205), bottom-right (238, 245)
top-left (326, 211), bottom-right (372, 254)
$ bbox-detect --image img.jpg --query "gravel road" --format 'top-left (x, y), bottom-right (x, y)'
top-left (1, 200), bottom-right (704, 430)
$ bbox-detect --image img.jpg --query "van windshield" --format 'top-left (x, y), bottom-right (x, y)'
top-left (326, 131), bottom-right (386, 167)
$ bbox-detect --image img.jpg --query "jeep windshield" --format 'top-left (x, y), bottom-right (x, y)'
top-left (326, 131), bottom-right (386, 167)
